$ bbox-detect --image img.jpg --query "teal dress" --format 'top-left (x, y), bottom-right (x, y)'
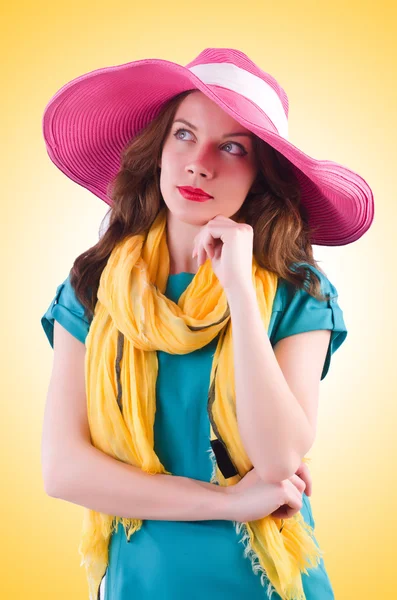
top-left (41, 263), bottom-right (348, 600)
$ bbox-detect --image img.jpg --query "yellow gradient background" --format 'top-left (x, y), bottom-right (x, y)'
top-left (2, 1), bottom-right (395, 598)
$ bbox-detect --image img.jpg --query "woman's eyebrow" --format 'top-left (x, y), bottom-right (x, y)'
top-left (173, 119), bottom-right (254, 139)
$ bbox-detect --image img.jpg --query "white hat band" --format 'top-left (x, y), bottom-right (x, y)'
top-left (188, 62), bottom-right (289, 140)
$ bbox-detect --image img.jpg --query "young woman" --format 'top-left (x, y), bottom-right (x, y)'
top-left (40, 48), bottom-right (374, 600)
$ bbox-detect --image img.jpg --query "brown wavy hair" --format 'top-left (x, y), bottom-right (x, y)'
top-left (70, 89), bottom-right (331, 322)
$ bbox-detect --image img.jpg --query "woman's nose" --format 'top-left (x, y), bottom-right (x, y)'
top-left (185, 148), bottom-right (216, 178)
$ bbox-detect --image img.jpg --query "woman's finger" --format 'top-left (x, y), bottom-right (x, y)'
top-left (295, 461), bottom-right (312, 496)
top-left (281, 482), bottom-right (303, 517)
top-left (202, 232), bottom-right (216, 259)
top-left (289, 473), bottom-right (306, 494)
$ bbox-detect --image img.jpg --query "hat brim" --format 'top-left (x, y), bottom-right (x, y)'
top-left (42, 57), bottom-right (374, 246)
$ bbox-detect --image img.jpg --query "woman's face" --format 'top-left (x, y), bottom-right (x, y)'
top-left (159, 91), bottom-right (259, 226)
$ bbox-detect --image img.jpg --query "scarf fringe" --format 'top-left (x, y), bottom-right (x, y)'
top-left (78, 509), bottom-right (143, 600)
top-left (206, 445), bottom-right (323, 600)
top-left (235, 521), bottom-right (280, 599)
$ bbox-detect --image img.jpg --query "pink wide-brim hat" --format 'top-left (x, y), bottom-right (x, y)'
top-left (42, 47), bottom-right (374, 246)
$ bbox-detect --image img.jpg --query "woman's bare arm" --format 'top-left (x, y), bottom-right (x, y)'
top-left (49, 442), bottom-right (230, 521)
top-left (41, 320), bottom-right (231, 521)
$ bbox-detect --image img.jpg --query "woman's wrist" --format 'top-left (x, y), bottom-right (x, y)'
top-left (194, 479), bottom-right (237, 520)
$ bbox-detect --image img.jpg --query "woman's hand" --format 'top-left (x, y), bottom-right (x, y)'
top-left (270, 460), bottom-right (312, 519)
top-left (192, 214), bottom-right (254, 293)
top-left (224, 461), bottom-right (312, 524)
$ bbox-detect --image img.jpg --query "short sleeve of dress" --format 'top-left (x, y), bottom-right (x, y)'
top-left (41, 272), bottom-right (91, 348)
top-left (269, 263), bottom-right (348, 381)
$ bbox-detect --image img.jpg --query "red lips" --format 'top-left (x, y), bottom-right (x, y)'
top-left (178, 186), bottom-right (213, 199)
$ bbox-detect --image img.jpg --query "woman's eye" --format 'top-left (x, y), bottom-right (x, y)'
top-left (174, 128), bottom-right (193, 141)
top-left (173, 128), bottom-right (247, 156)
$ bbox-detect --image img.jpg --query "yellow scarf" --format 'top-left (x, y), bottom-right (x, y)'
top-left (78, 207), bottom-right (323, 600)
